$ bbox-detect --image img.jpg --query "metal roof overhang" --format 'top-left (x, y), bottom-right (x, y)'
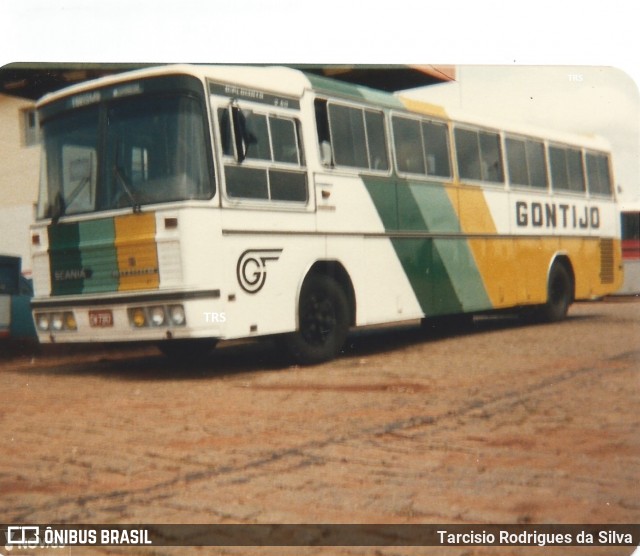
top-left (1, 63), bottom-right (455, 100)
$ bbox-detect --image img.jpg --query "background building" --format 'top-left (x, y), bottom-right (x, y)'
top-left (0, 92), bottom-right (40, 273)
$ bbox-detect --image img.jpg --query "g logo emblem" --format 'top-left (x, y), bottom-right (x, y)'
top-left (237, 249), bottom-right (283, 294)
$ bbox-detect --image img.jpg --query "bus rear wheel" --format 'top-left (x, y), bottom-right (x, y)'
top-left (541, 263), bottom-right (573, 322)
top-left (283, 274), bottom-right (350, 365)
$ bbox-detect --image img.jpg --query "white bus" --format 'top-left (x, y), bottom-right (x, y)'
top-left (30, 65), bottom-right (623, 363)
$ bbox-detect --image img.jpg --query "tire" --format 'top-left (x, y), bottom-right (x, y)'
top-left (283, 274), bottom-right (350, 365)
top-left (540, 263), bottom-right (573, 322)
top-left (157, 338), bottom-right (217, 362)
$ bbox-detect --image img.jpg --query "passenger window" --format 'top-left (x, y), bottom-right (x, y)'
top-left (365, 110), bottom-right (389, 171)
top-left (479, 131), bottom-right (504, 183)
top-left (318, 100), bottom-right (389, 172)
top-left (506, 137), bottom-right (528, 185)
top-left (586, 152), bottom-right (612, 197)
top-left (392, 116), bottom-right (451, 178)
top-left (567, 148), bottom-right (585, 193)
top-left (422, 121), bottom-right (451, 178)
top-left (328, 104), bottom-right (368, 168)
top-left (455, 127), bottom-right (503, 184)
top-left (243, 113), bottom-right (271, 161)
top-left (393, 116), bottom-right (425, 174)
top-left (526, 140), bottom-right (547, 189)
top-left (225, 166), bottom-right (268, 199)
top-left (549, 146), bottom-right (569, 190)
top-left (506, 136), bottom-right (547, 189)
top-left (271, 117), bottom-right (299, 164)
top-left (455, 128), bottom-right (482, 181)
top-left (550, 145), bottom-right (585, 193)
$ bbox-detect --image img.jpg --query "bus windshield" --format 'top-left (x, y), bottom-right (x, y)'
top-left (38, 92), bottom-right (213, 219)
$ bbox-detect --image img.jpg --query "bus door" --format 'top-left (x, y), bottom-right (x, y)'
top-left (209, 88), bottom-right (315, 335)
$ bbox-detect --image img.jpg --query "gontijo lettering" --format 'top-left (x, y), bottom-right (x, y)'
top-left (515, 201), bottom-right (600, 229)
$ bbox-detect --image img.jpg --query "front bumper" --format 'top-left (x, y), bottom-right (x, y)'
top-left (31, 289), bottom-right (223, 343)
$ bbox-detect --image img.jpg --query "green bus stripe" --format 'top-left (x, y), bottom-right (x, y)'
top-left (78, 219), bottom-right (118, 293)
top-left (363, 177), bottom-right (493, 315)
top-left (433, 238), bottom-right (492, 313)
top-left (405, 181), bottom-right (459, 233)
top-left (48, 222), bottom-right (82, 295)
top-left (390, 236), bottom-right (463, 315)
top-left (363, 176), bottom-right (398, 230)
top-left (48, 218), bottom-right (121, 296)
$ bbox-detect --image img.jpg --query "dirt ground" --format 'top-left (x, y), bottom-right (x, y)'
top-left (1, 298), bottom-right (638, 556)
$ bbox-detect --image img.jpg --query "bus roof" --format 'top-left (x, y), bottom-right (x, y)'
top-left (37, 63), bottom-right (612, 153)
top-left (36, 64), bottom-right (312, 107)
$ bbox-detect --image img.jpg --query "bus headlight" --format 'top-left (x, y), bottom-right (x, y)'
top-left (168, 305), bottom-right (186, 326)
top-left (65, 312), bottom-right (77, 331)
top-left (34, 311), bottom-right (77, 332)
top-left (128, 304), bottom-right (186, 328)
top-left (51, 313), bottom-right (64, 331)
top-left (36, 313), bottom-right (50, 331)
top-left (130, 308), bottom-right (147, 328)
top-left (150, 306), bottom-right (166, 326)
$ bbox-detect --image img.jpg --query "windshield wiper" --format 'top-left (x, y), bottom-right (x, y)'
top-left (50, 192), bottom-right (66, 224)
top-left (113, 165), bottom-right (141, 213)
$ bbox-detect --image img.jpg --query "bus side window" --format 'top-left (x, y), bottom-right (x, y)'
top-left (392, 115), bottom-right (426, 175)
top-left (586, 152), bottom-right (613, 197)
top-left (506, 136), bottom-right (548, 190)
top-left (422, 120), bottom-right (451, 178)
top-left (221, 107), bottom-right (307, 204)
top-left (243, 112), bottom-right (270, 161)
top-left (364, 110), bottom-right (389, 171)
top-left (550, 145), bottom-right (585, 194)
top-left (328, 104), bottom-right (368, 168)
top-left (455, 127), bottom-right (504, 184)
top-left (478, 131), bottom-right (504, 183)
top-left (271, 117), bottom-right (299, 164)
top-left (323, 101), bottom-right (389, 172)
top-left (314, 99), bottom-right (332, 166)
top-left (455, 128), bottom-right (482, 181)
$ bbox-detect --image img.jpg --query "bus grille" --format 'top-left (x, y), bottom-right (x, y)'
top-left (599, 238), bottom-right (615, 284)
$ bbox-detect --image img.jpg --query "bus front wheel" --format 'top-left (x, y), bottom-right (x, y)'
top-left (283, 274), bottom-right (350, 365)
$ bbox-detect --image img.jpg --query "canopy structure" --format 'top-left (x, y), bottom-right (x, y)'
top-left (299, 64), bottom-right (455, 91)
top-left (0, 63), bottom-right (455, 100)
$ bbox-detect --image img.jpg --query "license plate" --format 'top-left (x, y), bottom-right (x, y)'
top-left (89, 309), bottom-right (113, 327)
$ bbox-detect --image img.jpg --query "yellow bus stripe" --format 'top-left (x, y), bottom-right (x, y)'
top-left (114, 213), bottom-right (160, 291)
